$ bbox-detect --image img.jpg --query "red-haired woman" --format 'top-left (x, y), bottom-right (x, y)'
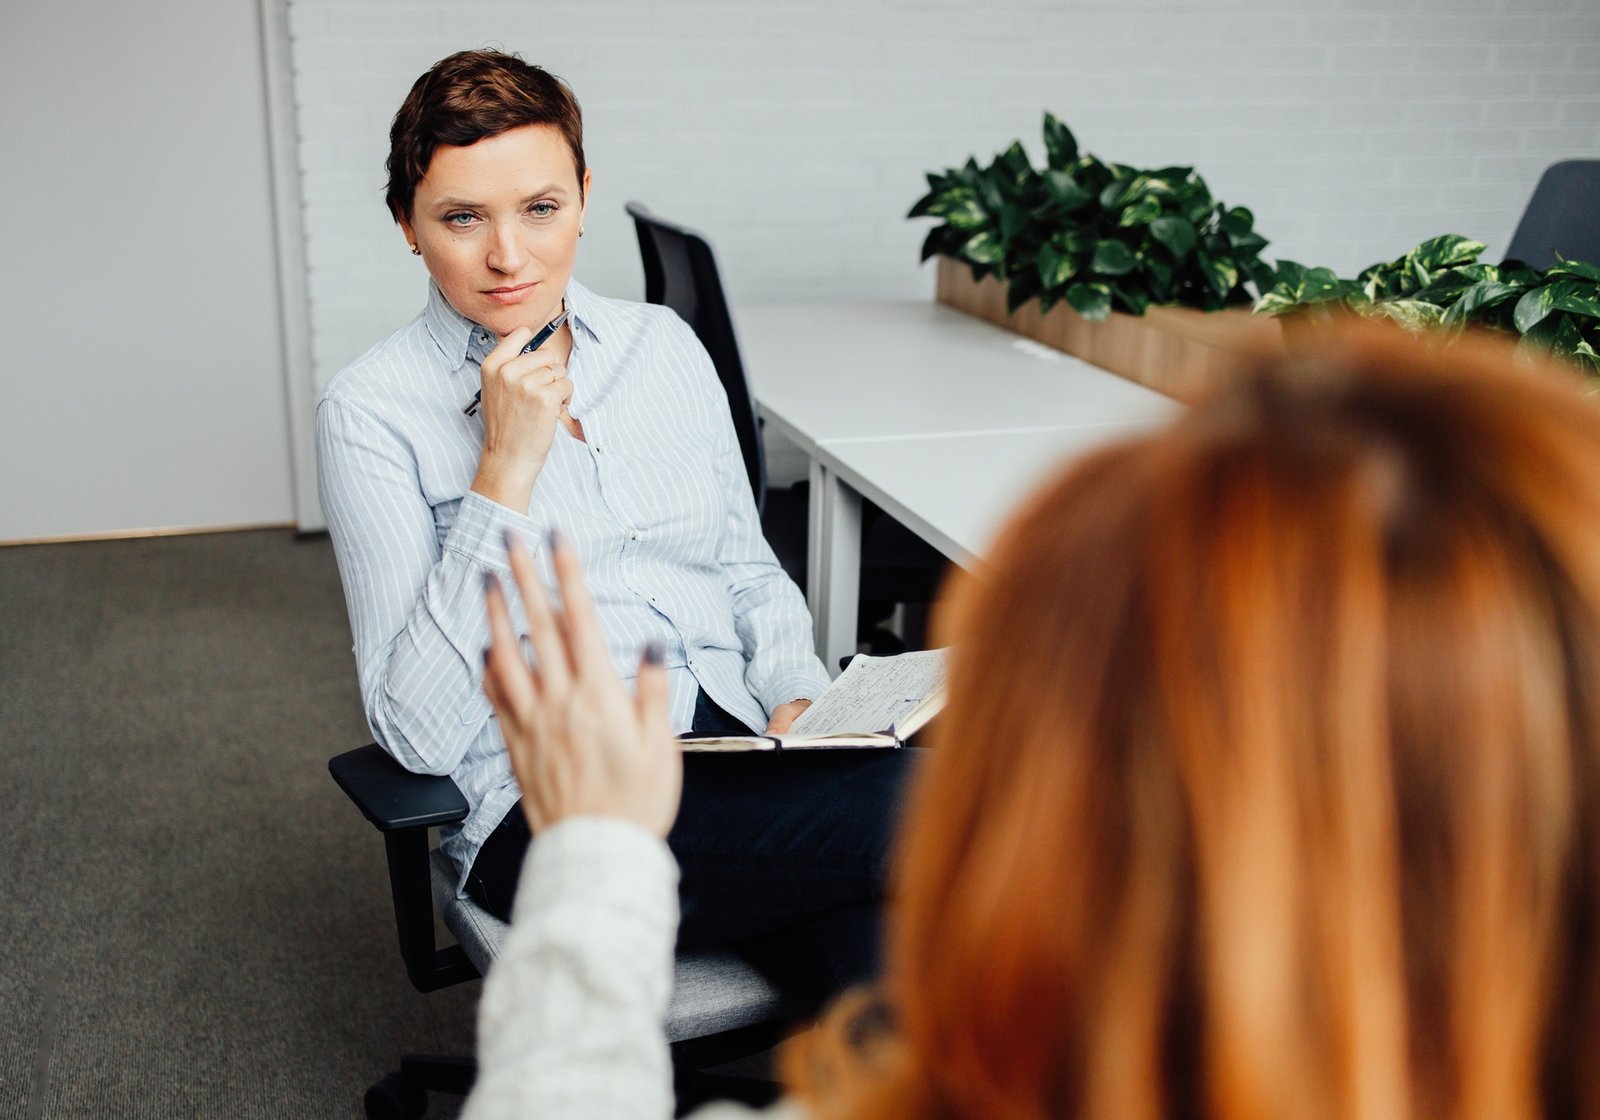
top-left (316, 49), bottom-right (908, 1016)
top-left (471, 322), bottom-right (1600, 1118)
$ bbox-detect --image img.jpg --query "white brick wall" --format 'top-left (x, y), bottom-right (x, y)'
top-left (286, 0), bottom-right (1600, 398)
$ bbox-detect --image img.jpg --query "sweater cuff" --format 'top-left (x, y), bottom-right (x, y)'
top-left (512, 817), bottom-right (681, 933)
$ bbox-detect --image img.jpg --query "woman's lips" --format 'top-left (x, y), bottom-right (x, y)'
top-left (484, 282), bottom-right (537, 305)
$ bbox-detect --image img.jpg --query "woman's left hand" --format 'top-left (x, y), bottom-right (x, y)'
top-left (765, 700), bottom-right (812, 735)
top-left (483, 531), bottom-right (683, 838)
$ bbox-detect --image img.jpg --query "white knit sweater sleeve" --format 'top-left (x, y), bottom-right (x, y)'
top-left (460, 816), bottom-right (807, 1120)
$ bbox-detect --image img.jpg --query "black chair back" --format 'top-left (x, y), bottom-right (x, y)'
top-left (625, 201), bottom-right (767, 512)
top-left (1505, 159), bottom-right (1600, 269)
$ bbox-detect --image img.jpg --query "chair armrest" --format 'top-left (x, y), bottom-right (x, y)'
top-left (329, 744), bottom-right (469, 832)
top-left (329, 744), bottom-right (479, 993)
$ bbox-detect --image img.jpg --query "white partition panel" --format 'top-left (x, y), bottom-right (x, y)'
top-left (0, 0), bottom-right (294, 542)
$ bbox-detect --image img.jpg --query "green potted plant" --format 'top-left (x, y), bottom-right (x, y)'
top-left (1255, 235), bottom-right (1600, 375)
top-left (910, 114), bottom-right (1283, 401)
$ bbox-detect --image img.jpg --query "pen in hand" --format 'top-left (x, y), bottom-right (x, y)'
top-left (464, 309), bottom-right (572, 416)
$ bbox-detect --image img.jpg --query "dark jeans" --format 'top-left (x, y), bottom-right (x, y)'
top-left (464, 688), bottom-right (916, 1014)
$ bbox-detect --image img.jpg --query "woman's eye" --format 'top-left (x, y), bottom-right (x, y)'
top-left (444, 212), bottom-right (477, 228)
top-left (528, 202), bottom-right (557, 218)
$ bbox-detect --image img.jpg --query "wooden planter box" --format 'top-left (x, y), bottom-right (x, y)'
top-left (936, 257), bottom-right (1284, 404)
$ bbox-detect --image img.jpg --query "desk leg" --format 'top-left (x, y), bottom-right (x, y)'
top-left (808, 460), bottom-right (861, 675)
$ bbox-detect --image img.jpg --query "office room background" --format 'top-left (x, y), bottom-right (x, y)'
top-left (3, 0), bottom-right (1598, 544)
top-left (3, 0), bottom-right (1600, 1115)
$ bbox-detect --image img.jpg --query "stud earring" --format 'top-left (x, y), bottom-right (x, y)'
top-left (579, 226), bottom-right (586, 238)
top-left (410, 245), bottom-right (421, 256)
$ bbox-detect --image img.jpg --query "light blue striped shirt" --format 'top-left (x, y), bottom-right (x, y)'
top-left (316, 279), bottom-right (830, 891)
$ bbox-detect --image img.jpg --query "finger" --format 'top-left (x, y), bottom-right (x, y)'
top-left (635, 641), bottom-right (670, 736)
top-left (547, 529), bottom-right (612, 674)
top-left (483, 327), bottom-right (536, 374)
top-left (483, 572), bottom-right (539, 721)
top-left (503, 528), bottom-right (572, 694)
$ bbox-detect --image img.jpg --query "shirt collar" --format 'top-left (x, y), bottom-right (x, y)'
top-left (422, 277), bottom-right (607, 369)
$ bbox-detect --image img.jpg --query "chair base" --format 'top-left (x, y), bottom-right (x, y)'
top-left (364, 1054), bottom-right (474, 1119)
top-left (362, 1019), bottom-right (792, 1118)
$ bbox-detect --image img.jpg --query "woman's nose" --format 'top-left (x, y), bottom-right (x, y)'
top-left (485, 222), bottom-right (527, 274)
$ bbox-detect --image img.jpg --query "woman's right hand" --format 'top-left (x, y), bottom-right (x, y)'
top-left (482, 530), bottom-right (683, 838)
top-left (471, 327), bottom-right (574, 511)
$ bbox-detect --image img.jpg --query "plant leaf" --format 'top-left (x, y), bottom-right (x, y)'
top-left (1044, 170), bottom-right (1091, 211)
top-left (1245, 258), bottom-right (1279, 297)
top-left (1254, 291), bottom-right (1303, 316)
top-left (1552, 289), bottom-right (1600, 319)
top-left (1114, 285), bottom-right (1151, 316)
top-left (1148, 215), bottom-right (1198, 260)
top-left (1548, 252), bottom-right (1600, 282)
top-left (999, 204), bottom-right (1029, 242)
top-left (1196, 252), bottom-right (1239, 299)
top-left (1090, 239), bottom-right (1138, 276)
top-left (939, 194), bottom-right (988, 230)
top-left (1099, 178), bottom-right (1139, 211)
top-left (1219, 206), bottom-right (1254, 239)
top-left (1514, 285), bottom-right (1561, 334)
top-left (906, 189), bottom-right (941, 220)
top-left (1037, 239), bottom-right (1079, 289)
top-left (1443, 279), bottom-right (1525, 325)
top-left (1042, 112), bottom-right (1078, 170)
top-left (1117, 196), bottom-right (1163, 229)
top-left (1412, 233), bottom-right (1488, 271)
top-left (1066, 282), bottom-right (1113, 321)
top-left (998, 142), bottom-right (1032, 179)
top-left (962, 230), bottom-right (1005, 266)
top-left (1368, 299), bottom-right (1446, 331)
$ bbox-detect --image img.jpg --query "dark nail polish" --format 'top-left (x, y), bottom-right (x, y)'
top-left (502, 528), bottom-right (521, 555)
top-left (548, 527), bottom-right (564, 552)
top-left (642, 640), bottom-right (664, 667)
top-left (482, 647), bottom-right (492, 668)
top-left (483, 571), bottom-right (501, 597)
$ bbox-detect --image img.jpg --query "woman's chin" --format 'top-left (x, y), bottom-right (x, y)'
top-left (477, 299), bottom-right (561, 340)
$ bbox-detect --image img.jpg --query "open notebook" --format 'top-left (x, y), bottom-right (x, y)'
top-left (681, 648), bottom-right (949, 751)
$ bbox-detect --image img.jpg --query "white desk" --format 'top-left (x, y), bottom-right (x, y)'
top-left (737, 301), bottom-right (1180, 671)
top-left (738, 301), bottom-right (1175, 450)
top-left (816, 422), bottom-right (1159, 567)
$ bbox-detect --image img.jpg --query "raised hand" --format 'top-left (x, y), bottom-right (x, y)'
top-left (482, 530), bottom-right (682, 837)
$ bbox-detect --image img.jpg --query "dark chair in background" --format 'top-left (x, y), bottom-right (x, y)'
top-left (1505, 159), bottom-right (1600, 269)
top-left (623, 201), bottom-right (948, 651)
top-left (330, 744), bottom-right (797, 1120)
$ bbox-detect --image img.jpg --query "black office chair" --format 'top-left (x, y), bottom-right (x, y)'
top-left (330, 745), bottom-right (797, 1119)
top-left (624, 202), bottom-right (948, 650)
top-left (1505, 159), bottom-right (1600, 269)
top-left (625, 201), bottom-right (768, 514)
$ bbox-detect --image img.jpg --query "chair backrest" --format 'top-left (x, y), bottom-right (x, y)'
top-left (624, 201), bottom-right (767, 513)
top-left (1504, 159), bottom-right (1600, 269)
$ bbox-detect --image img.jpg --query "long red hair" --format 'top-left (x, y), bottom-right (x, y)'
top-left (787, 323), bottom-right (1600, 1120)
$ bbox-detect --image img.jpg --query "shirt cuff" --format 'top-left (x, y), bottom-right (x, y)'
top-left (758, 669), bottom-right (831, 716)
top-left (444, 490), bottom-right (540, 572)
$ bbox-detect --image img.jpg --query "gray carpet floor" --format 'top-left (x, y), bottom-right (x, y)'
top-left (1, 529), bottom-right (476, 1118)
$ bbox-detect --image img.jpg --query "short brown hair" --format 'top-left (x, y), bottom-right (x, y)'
top-left (385, 49), bottom-right (585, 222)
top-left (789, 323), bottom-right (1600, 1118)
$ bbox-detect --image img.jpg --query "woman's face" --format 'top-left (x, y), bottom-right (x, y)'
top-left (399, 123), bottom-right (590, 339)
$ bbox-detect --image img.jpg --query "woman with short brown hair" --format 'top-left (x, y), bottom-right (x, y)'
top-left (317, 48), bottom-right (910, 1020)
top-left (472, 322), bottom-right (1600, 1118)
